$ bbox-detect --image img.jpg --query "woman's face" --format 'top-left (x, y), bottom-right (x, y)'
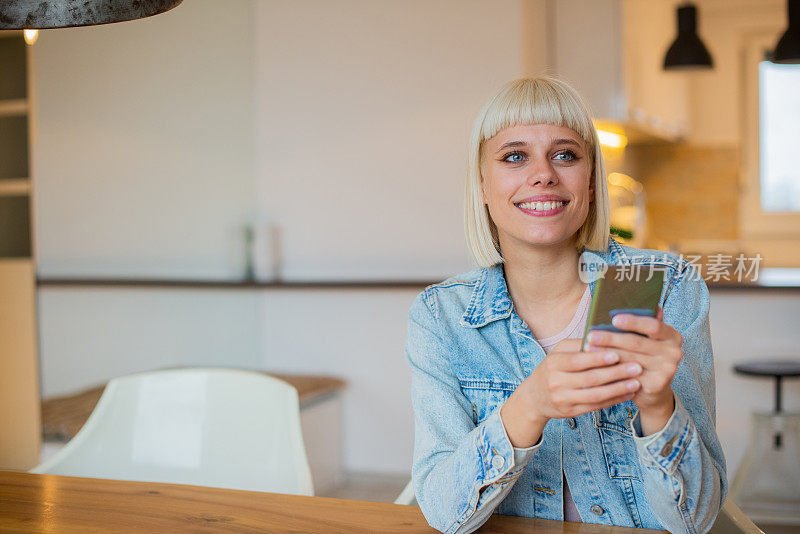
top-left (481, 123), bottom-right (594, 254)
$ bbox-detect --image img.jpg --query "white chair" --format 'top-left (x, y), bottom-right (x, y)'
top-left (395, 479), bottom-right (416, 505)
top-left (394, 479), bottom-right (760, 533)
top-left (709, 499), bottom-right (764, 534)
top-left (32, 367), bottom-right (314, 496)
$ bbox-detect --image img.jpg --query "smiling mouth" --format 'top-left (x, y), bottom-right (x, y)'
top-left (514, 200), bottom-right (569, 213)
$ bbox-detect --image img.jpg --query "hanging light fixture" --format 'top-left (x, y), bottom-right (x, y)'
top-left (663, 3), bottom-right (714, 70)
top-left (772, 0), bottom-right (800, 63)
top-left (0, 0), bottom-right (183, 29)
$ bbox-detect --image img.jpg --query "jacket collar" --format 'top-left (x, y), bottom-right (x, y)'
top-left (459, 235), bottom-right (629, 329)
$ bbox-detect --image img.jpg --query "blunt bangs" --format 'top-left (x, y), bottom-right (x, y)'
top-left (479, 78), bottom-right (597, 160)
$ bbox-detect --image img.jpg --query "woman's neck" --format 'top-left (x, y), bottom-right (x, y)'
top-left (501, 240), bottom-right (586, 312)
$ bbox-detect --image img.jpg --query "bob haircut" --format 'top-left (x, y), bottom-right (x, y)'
top-left (465, 76), bottom-right (611, 267)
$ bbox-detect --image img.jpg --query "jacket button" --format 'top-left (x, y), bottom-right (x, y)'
top-left (590, 505), bottom-right (605, 516)
top-left (491, 454), bottom-right (505, 470)
top-left (660, 443), bottom-right (673, 456)
top-left (566, 417), bottom-right (577, 429)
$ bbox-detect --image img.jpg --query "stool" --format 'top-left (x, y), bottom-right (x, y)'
top-left (729, 359), bottom-right (800, 524)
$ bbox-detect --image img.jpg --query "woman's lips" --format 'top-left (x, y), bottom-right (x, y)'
top-left (516, 202), bottom-right (568, 217)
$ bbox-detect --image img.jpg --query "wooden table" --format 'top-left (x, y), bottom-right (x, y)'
top-left (0, 471), bottom-right (666, 533)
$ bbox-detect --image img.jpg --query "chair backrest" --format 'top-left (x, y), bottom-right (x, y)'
top-left (32, 368), bottom-right (314, 496)
top-left (708, 499), bottom-right (764, 534)
top-left (394, 479), bottom-right (416, 505)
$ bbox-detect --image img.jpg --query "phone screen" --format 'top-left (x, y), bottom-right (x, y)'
top-left (581, 265), bottom-right (665, 351)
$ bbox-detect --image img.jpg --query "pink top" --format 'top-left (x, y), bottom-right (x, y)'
top-left (537, 284), bottom-right (592, 523)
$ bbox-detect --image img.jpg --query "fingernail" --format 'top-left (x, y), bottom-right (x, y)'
top-left (627, 380), bottom-right (640, 391)
top-left (589, 332), bottom-right (599, 343)
top-left (627, 363), bottom-right (642, 375)
top-left (604, 352), bottom-right (619, 363)
top-left (612, 315), bottom-right (623, 326)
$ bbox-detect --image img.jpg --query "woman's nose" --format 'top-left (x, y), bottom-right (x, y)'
top-left (526, 160), bottom-right (558, 186)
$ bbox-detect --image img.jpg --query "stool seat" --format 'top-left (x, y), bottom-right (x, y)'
top-left (734, 360), bottom-right (800, 377)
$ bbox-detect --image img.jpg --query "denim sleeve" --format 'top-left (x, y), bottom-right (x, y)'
top-left (406, 290), bottom-right (541, 534)
top-left (627, 263), bottom-right (728, 534)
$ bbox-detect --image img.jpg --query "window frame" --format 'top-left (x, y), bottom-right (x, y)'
top-left (740, 31), bottom-right (800, 240)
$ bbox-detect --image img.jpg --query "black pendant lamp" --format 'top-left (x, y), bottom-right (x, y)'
top-left (772, 0), bottom-right (800, 63)
top-left (663, 3), bottom-right (714, 70)
top-left (0, 0), bottom-right (183, 29)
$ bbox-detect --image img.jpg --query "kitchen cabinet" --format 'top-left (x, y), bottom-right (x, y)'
top-left (0, 31), bottom-right (40, 470)
top-left (550, 0), bottom-right (690, 141)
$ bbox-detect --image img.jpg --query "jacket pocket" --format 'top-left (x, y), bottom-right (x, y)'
top-left (593, 400), bottom-right (643, 481)
top-left (458, 380), bottom-right (517, 425)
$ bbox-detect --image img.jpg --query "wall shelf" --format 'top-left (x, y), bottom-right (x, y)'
top-left (35, 271), bottom-right (800, 291)
top-left (0, 179), bottom-right (30, 195)
top-left (0, 99), bottom-right (27, 117)
top-left (36, 278), bottom-right (438, 290)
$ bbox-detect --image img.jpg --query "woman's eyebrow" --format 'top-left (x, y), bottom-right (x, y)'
top-left (551, 138), bottom-right (582, 148)
top-left (496, 140), bottom-right (527, 152)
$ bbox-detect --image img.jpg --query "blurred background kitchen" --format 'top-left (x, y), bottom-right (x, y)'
top-left (1, 0), bottom-right (799, 530)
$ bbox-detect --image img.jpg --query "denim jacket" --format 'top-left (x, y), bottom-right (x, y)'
top-left (405, 236), bottom-right (727, 533)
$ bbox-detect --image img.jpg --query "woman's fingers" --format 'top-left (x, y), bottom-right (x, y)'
top-left (556, 348), bottom-right (621, 372)
top-left (587, 329), bottom-right (662, 355)
top-left (563, 376), bottom-right (641, 408)
top-left (606, 311), bottom-right (682, 345)
top-left (568, 360), bottom-right (643, 389)
top-left (610, 313), bottom-right (663, 338)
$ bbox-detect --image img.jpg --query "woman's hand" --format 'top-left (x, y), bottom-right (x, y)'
top-left (500, 338), bottom-right (643, 448)
top-left (585, 306), bottom-right (683, 435)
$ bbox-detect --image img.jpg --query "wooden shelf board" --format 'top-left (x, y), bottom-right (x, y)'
top-left (0, 178), bottom-right (30, 195)
top-left (0, 99), bottom-right (28, 117)
top-left (36, 278), bottom-right (436, 290)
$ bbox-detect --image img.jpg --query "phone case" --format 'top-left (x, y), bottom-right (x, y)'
top-left (581, 265), bottom-right (665, 351)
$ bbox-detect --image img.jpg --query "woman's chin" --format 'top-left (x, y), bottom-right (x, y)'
top-left (515, 235), bottom-right (578, 249)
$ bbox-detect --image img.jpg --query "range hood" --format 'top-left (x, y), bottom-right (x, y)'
top-left (548, 0), bottom-right (691, 143)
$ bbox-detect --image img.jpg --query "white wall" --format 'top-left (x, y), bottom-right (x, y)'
top-left (252, 0), bottom-right (526, 280)
top-left (710, 290), bottom-right (800, 478)
top-left (38, 288), bottom-right (262, 397)
top-left (258, 289), bottom-right (419, 474)
top-left (33, 1), bottom-right (261, 393)
top-left (33, 1), bottom-right (255, 278)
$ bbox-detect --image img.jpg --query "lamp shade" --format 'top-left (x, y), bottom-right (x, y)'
top-left (772, 0), bottom-right (800, 63)
top-left (0, 0), bottom-right (183, 29)
top-left (663, 4), bottom-right (713, 70)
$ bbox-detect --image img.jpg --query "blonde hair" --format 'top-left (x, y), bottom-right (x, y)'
top-left (464, 76), bottom-right (610, 267)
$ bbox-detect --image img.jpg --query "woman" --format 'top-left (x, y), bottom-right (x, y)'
top-left (405, 76), bottom-right (727, 533)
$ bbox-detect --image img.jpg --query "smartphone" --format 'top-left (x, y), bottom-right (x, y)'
top-left (581, 265), bottom-right (665, 351)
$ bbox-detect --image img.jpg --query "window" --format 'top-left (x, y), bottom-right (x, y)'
top-left (758, 61), bottom-right (800, 212)
top-left (740, 32), bottom-right (800, 248)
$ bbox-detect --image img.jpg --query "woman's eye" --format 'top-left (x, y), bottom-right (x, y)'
top-left (503, 152), bottom-right (526, 163)
top-left (554, 150), bottom-right (577, 161)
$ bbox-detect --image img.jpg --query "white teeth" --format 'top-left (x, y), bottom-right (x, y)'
top-left (517, 200), bottom-right (565, 211)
